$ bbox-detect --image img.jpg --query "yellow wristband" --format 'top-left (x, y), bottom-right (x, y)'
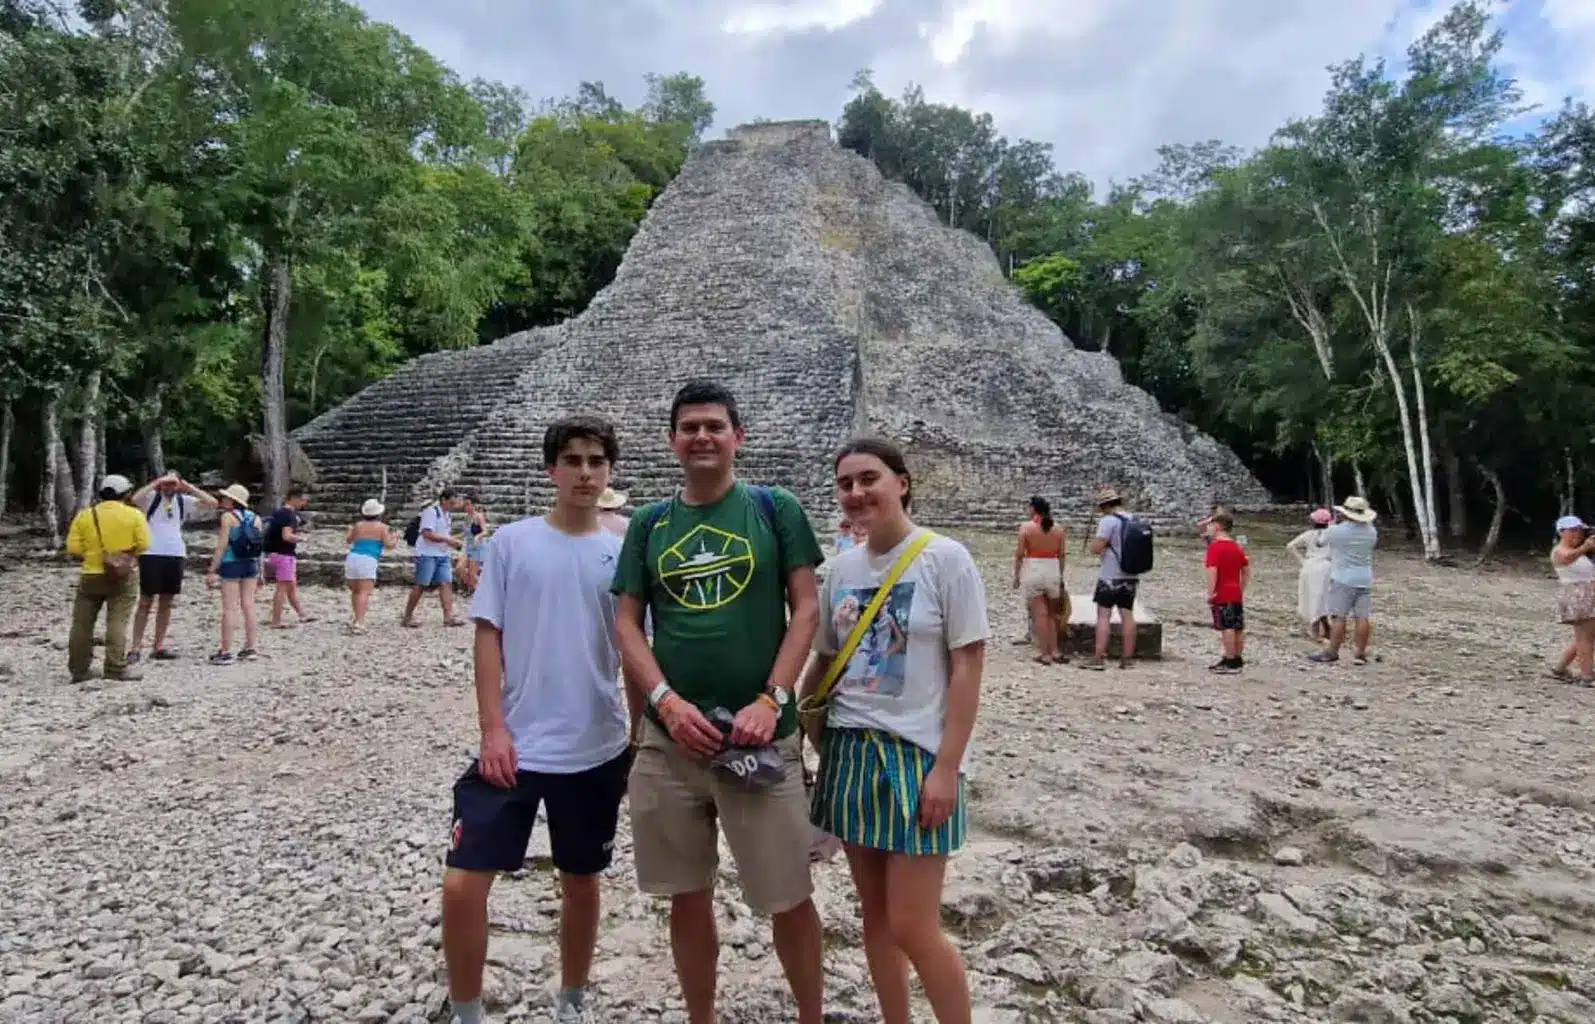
top-left (758, 692), bottom-right (781, 713)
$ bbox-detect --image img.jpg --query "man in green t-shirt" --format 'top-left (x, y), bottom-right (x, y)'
top-left (613, 379), bottom-right (826, 1024)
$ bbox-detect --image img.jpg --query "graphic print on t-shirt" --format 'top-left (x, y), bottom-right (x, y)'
top-left (658, 523), bottom-right (755, 610)
top-left (833, 582), bottom-right (915, 696)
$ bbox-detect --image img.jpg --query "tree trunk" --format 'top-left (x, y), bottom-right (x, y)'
top-left (96, 404), bottom-right (107, 488)
top-left (1474, 462), bottom-right (1505, 566)
top-left (1443, 444), bottom-right (1467, 540)
top-left (54, 431), bottom-right (78, 531)
top-left (41, 400), bottom-right (62, 549)
top-left (1564, 449), bottom-right (1576, 516)
top-left (144, 387), bottom-right (166, 478)
top-left (1410, 316), bottom-right (1441, 560)
top-left (0, 400), bottom-right (11, 519)
top-left (1352, 462), bottom-right (1367, 500)
top-left (261, 252), bottom-right (293, 510)
top-left (75, 368), bottom-right (101, 512)
top-left (1312, 441), bottom-right (1334, 508)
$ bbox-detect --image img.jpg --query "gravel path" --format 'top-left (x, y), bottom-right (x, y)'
top-left (1, 523), bottom-right (1591, 1023)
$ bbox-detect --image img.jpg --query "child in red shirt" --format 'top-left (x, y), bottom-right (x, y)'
top-left (1204, 513), bottom-right (1250, 673)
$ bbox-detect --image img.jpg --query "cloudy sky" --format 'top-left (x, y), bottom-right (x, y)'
top-left (354, 0), bottom-right (1593, 188)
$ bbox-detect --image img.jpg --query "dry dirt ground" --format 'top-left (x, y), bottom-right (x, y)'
top-left (0, 520), bottom-right (1592, 1024)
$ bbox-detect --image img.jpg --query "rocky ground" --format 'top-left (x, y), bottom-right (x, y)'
top-left (0, 518), bottom-right (1592, 1024)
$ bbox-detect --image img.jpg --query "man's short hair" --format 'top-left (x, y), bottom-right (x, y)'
top-left (438, 488), bottom-right (457, 502)
top-left (285, 487), bottom-right (306, 501)
top-left (1212, 512), bottom-right (1235, 532)
top-left (670, 379), bottom-right (741, 431)
top-left (543, 415), bottom-right (620, 468)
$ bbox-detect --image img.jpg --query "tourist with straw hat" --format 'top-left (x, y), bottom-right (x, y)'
top-left (1084, 487), bottom-right (1145, 669)
top-left (205, 483), bottom-right (264, 665)
top-left (1309, 496), bottom-right (1379, 666)
top-left (344, 498), bottom-right (396, 634)
top-left (596, 486), bottom-right (629, 537)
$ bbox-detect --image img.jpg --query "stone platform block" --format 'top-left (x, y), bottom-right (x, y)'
top-left (1057, 595), bottom-right (1162, 659)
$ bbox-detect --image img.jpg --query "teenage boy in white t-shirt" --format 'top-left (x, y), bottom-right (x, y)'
top-left (440, 415), bottom-right (636, 1024)
top-left (127, 472), bottom-right (217, 662)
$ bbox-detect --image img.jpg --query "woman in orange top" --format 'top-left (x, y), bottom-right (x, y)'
top-left (1014, 496), bottom-right (1067, 664)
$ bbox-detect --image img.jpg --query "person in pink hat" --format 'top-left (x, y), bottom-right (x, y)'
top-left (1287, 508), bottom-right (1335, 642)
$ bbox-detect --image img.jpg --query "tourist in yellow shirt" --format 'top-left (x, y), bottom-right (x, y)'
top-left (65, 474), bottom-right (152, 682)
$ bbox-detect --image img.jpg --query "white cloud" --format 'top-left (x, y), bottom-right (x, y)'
top-left (924, 0), bottom-right (1112, 65)
top-left (723, 0), bottom-right (883, 35)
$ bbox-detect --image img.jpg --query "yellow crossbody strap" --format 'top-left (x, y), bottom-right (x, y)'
top-left (811, 531), bottom-right (937, 706)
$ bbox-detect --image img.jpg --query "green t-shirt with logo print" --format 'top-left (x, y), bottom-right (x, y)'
top-left (612, 481), bottom-right (824, 740)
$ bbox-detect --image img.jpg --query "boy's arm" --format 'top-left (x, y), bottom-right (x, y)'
top-left (1205, 565), bottom-right (1218, 602)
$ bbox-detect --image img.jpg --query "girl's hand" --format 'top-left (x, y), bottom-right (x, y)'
top-left (918, 764), bottom-right (959, 830)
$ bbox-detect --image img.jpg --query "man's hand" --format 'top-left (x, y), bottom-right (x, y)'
top-left (660, 697), bottom-right (724, 758)
top-left (729, 697), bottom-right (778, 747)
top-left (479, 724), bottom-right (518, 789)
top-left (918, 764), bottom-right (959, 830)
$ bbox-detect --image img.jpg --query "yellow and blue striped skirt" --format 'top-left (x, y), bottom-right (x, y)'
top-left (809, 727), bottom-right (966, 856)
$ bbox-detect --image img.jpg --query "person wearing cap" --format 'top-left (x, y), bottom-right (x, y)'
top-left (403, 488), bottom-right (468, 628)
top-left (596, 487), bottom-right (629, 537)
top-left (206, 483), bottom-right (263, 665)
top-left (126, 471), bottom-right (218, 663)
top-left (1085, 487), bottom-right (1142, 670)
top-left (1549, 515), bottom-right (1595, 685)
top-left (344, 499), bottom-right (397, 634)
top-left (442, 416), bottom-right (634, 1024)
top-left (1286, 508), bottom-right (1335, 642)
top-left (1309, 496), bottom-right (1379, 666)
top-left (64, 474), bottom-right (152, 682)
top-left (612, 379), bottom-right (826, 1024)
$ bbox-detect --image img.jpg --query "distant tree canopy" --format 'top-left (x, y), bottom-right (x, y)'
top-left (839, 2), bottom-right (1595, 559)
top-left (0, 0), bottom-right (712, 528)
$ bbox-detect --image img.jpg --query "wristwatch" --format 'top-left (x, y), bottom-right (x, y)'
top-left (762, 684), bottom-right (790, 710)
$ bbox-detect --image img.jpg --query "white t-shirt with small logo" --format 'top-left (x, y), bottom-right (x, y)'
top-left (415, 504), bottom-right (453, 558)
top-left (144, 493), bottom-right (203, 558)
top-left (814, 529), bottom-right (990, 772)
top-left (469, 517), bottom-right (628, 774)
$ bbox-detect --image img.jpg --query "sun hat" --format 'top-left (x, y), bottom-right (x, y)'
top-left (597, 487), bottom-right (628, 510)
top-left (361, 498), bottom-right (386, 518)
top-left (1556, 514), bottom-right (1586, 534)
top-left (1334, 496), bottom-right (1377, 523)
top-left (1310, 508), bottom-right (1333, 526)
top-left (1095, 487), bottom-right (1123, 508)
top-left (100, 474), bottom-right (133, 497)
top-left (219, 483), bottom-right (250, 506)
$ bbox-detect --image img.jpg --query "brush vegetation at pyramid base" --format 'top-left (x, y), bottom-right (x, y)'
top-left (293, 120), bottom-right (1270, 526)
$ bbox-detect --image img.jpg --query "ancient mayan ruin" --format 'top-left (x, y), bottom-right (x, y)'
top-left (294, 120), bottom-right (1271, 526)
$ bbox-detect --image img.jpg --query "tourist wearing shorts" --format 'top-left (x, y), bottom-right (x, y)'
top-left (1085, 488), bottom-right (1142, 670)
top-left (127, 471), bottom-right (216, 662)
top-left (65, 475), bottom-right (151, 682)
top-left (1204, 512), bottom-right (1249, 674)
top-left (1013, 495), bottom-right (1067, 665)
top-left (205, 484), bottom-right (262, 665)
top-left (1549, 515), bottom-right (1595, 685)
top-left (455, 497), bottom-right (491, 594)
top-left (344, 500), bottom-right (394, 634)
top-left (264, 488), bottom-right (314, 629)
top-left (442, 417), bottom-right (633, 1024)
top-left (403, 489), bottom-right (466, 628)
top-left (803, 438), bottom-right (990, 1024)
top-left (1310, 496), bottom-right (1379, 666)
top-left (612, 380), bottom-right (827, 1024)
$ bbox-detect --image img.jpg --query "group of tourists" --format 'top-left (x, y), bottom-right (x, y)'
top-left (63, 473), bottom-right (317, 678)
top-left (439, 379), bottom-right (989, 1024)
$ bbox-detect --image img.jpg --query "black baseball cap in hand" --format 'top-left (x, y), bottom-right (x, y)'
top-left (705, 706), bottom-right (788, 792)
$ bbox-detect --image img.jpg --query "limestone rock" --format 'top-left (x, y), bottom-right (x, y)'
top-left (295, 121), bottom-right (1269, 525)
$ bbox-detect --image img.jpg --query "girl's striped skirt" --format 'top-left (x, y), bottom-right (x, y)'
top-left (809, 727), bottom-right (966, 856)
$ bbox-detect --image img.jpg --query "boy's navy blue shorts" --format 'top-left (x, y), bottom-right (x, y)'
top-left (446, 749), bottom-right (631, 876)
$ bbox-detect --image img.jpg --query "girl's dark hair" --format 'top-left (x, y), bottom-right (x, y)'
top-left (834, 437), bottom-right (912, 510)
top-left (1029, 495), bottom-right (1054, 532)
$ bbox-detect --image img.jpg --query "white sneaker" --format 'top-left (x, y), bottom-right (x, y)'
top-left (554, 997), bottom-right (590, 1023)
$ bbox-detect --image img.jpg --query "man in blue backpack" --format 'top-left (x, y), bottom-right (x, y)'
top-left (613, 379), bottom-right (827, 1024)
top-left (1085, 488), bottom-right (1149, 670)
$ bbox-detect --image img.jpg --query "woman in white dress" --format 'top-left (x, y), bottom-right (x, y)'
top-left (1286, 508), bottom-right (1334, 642)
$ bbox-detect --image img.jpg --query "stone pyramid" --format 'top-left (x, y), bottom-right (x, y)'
top-left (295, 121), bottom-right (1270, 526)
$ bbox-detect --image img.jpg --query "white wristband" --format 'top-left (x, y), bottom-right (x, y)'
top-left (648, 682), bottom-right (673, 707)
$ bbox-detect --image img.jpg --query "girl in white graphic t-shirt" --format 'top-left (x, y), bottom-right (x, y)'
top-left (800, 437), bottom-right (990, 1024)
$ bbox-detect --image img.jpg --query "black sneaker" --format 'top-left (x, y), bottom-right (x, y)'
top-left (151, 649), bottom-right (179, 661)
top-left (1209, 659), bottom-right (1241, 674)
top-left (237, 648), bottom-right (259, 662)
top-left (208, 651), bottom-right (235, 666)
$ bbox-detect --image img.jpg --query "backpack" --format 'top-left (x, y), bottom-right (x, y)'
top-left (639, 484), bottom-right (783, 576)
top-left (227, 509), bottom-right (265, 561)
top-left (1112, 513), bottom-right (1155, 576)
top-left (402, 504), bottom-right (437, 548)
top-left (146, 494), bottom-right (186, 520)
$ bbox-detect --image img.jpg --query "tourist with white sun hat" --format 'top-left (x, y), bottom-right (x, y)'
top-left (1309, 495), bottom-right (1379, 666)
top-left (344, 498), bottom-right (397, 634)
top-left (205, 483), bottom-right (264, 665)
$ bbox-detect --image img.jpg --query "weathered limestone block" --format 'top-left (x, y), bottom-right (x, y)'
top-left (1061, 595), bottom-right (1163, 659)
top-left (295, 121), bottom-right (1270, 526)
